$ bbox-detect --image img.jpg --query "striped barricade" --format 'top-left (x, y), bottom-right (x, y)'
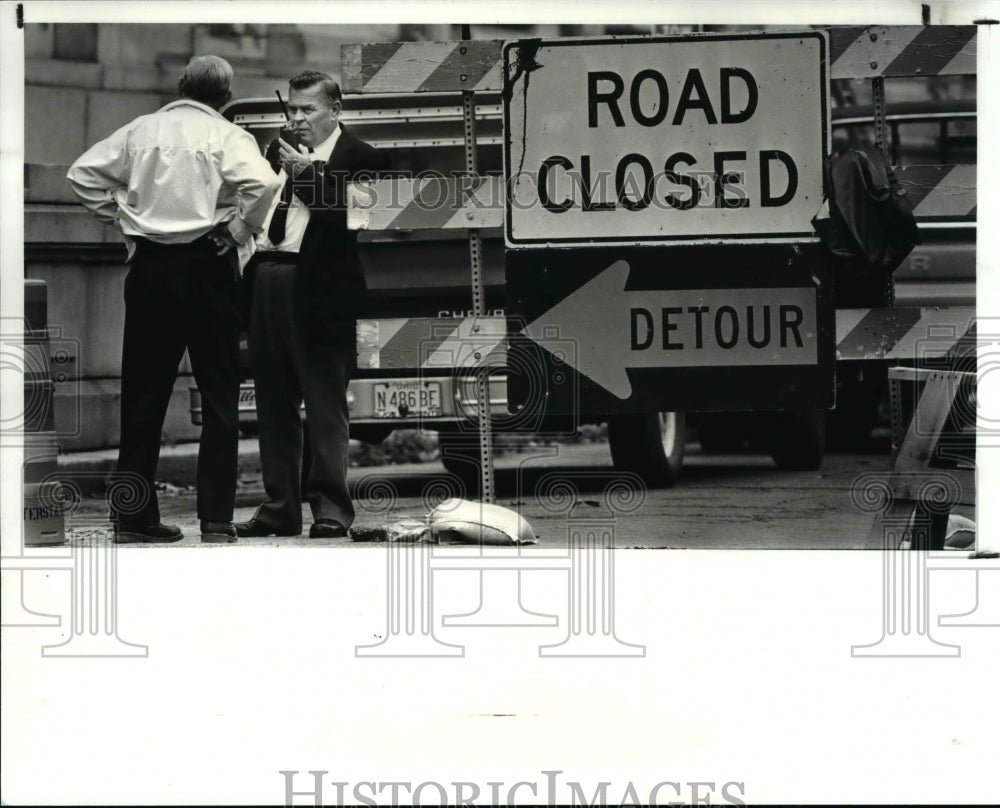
top-left (342, 28), bottom-right (978, 93)
top-left (342, 40), bottom-right (503, 94)
top-left (348, 175), bottom-right (503, 232)
top-left (896, 165), bottom-right (976, 224)
top-left (834, 306), bottom-right (976, 362)
top-left (829, 26), bottom-right (976, 79)
top-left (354, 308), bottom-right (978, 371)
top-left (357, 316), bottom-right (507, 372)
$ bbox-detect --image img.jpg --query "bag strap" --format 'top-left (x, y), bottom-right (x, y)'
top-left (854, 149), bottom-right (891, 202)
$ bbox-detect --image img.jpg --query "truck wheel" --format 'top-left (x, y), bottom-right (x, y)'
top-left (770, 410), bottom-right (825, 471)
top-left (607, 411), bottom-right (685, 487)
top-left (437, 432), bottom-right (487, 497)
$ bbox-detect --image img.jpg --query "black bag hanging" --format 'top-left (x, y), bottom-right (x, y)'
top-left (812, 146), bottom-right (920, 306)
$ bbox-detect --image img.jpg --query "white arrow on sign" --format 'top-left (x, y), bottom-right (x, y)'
top-left (520, 260), bottom-right (818, 400)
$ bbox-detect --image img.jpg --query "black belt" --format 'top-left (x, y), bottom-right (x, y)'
top-left (251, 251), bottom-right (299, 266)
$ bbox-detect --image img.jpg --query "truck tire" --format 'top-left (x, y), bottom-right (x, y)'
top-left (770, 410), bottom-right (825, 471)
top-left (607, 411), bottom-right (685, 487)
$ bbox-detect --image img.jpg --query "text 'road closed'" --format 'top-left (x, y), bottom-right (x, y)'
top-left (504, 33), bottom-right (826, 245)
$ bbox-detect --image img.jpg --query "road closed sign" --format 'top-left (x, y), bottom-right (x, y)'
top-left (503, 32), bottom-right (828, 247)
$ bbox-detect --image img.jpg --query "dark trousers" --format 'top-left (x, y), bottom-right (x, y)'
top-left (248, 257), bottom-right (355, 532)
top-left (115, 240), bottom-right (241, 525)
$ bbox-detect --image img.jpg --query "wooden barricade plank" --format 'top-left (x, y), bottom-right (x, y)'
top-left (829, 25), bottom-right (977, 79)
top-left (341, 27), bottom-right (979, 93)
top-left (342, 40), bottom-right (503, 94)
top-left (834, 307), bottom-right (976, 362)
top-left (896, 165), bottom-right (976, 222)
top-left (356, 316), bottom-right (507, 371)
top-left (348, 176), bottom-right (503, 231)
top-left (340, 26), bottom-right (978, 235)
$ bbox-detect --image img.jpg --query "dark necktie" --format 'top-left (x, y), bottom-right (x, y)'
top-left (267, 146), bottom-right (313, 246)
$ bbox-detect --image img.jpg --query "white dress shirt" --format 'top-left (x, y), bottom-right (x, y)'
top-left (66, 99), bottom-right (282, 260)
top-left (256, 123), bottom-right (342, 255)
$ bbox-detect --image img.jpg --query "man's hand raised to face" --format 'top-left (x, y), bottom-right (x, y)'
top-left (277, 138), bottom-right (312, 178)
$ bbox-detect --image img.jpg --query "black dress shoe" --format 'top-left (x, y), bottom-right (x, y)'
top-left (200, 520), bottom-right (237, 544)
top-left (309, 519), bottom-right (349, 539)
top-left (114, 522), bottom-right (184, 544)
top-left (234, 518), bottom-right (300, 538)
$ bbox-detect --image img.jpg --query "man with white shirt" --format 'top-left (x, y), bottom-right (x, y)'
top-left (236, 71), bottom-right (388, 539)
top-left (67, 55), bottom-right (282, 544)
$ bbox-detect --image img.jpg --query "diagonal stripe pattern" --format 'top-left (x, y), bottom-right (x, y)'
top-left (357, 310), bottom-right (977, 369)
top-left (416, 40), bottom-right (502, 92)
top-left (830, 26), bottom-right (922, 79)
top-left (893, 165), bottom-right (976, 221)
top-left (378, 318), bottom-right (463, 369)
top-left (421, 317), bottom-right (507, 369)
top-left (342, 41), bottom-right (502, 93)
top-left (881, 26), bottom-right (977, 77)
top-left (835, 307), bottom-right (975, 361)
top-left (347, 177), bottom-right (503, 231)
top-left (836, 307), bottom-right (924, 360)
top-left (907, 165), bottom-right (977, 220)
top-left (828, 27), bottom-right (868, 65)
top-left (829, 25), bottom-right (976, 78)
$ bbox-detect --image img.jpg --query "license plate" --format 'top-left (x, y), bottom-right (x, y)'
top-left (373, 381), bottom-right (442, 418)
top-left (238, 384), bottom-right (257, 413)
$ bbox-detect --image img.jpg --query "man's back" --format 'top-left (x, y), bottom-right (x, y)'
top-left (64, 54), bottom-right (281, 545)
top-left (68, 98), bottom-right (277, 246)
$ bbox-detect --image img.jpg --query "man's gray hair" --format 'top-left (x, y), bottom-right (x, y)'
top-left (178, 55), bottom-right (234, 109)
top-left (289, 70), bottom-right (342, 108)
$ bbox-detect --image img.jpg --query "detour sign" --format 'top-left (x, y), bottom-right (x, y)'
top-left (502, 32), bottom-right (828, 247)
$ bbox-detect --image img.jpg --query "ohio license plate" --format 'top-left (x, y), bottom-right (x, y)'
top-left (373, 381), bottom-right (442, 418)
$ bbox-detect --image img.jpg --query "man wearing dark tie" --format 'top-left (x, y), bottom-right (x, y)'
top-left (237, 71), bottom-right (389, 538)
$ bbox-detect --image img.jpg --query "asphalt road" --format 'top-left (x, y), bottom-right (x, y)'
top-left (59, 433), bottom-right (972, 549)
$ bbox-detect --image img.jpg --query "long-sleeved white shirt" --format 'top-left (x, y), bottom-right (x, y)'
top-left (66, 98), bottom-right (281, 259)
top-left (255, 123), bottom-right (342, 255)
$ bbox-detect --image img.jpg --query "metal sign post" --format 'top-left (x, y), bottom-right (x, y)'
top-left (342, 29), bottom-right (502, 502)
top-left (460, 24), bottom-right (496, 503)
top-left (462, 85), bottom-right (496, 504)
